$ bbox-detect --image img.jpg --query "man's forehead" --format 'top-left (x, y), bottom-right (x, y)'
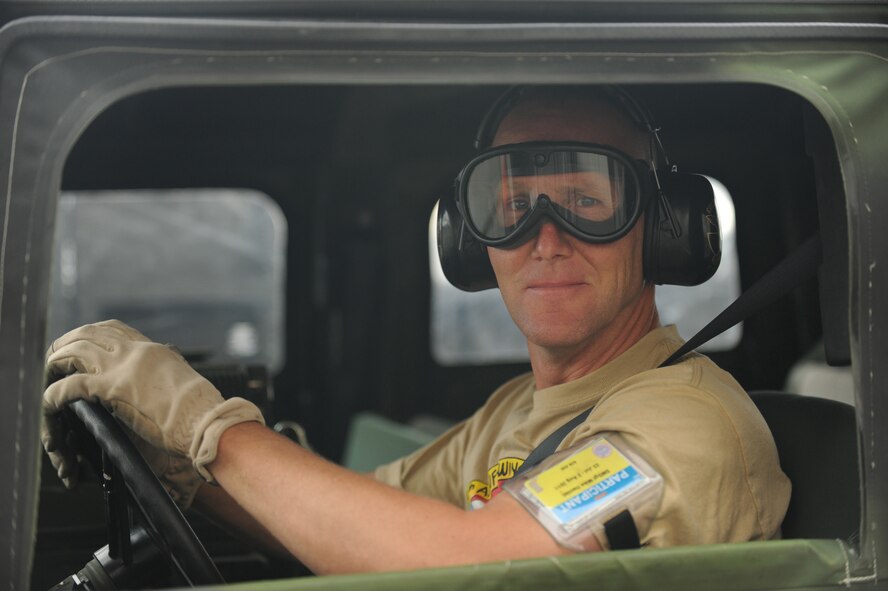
top-left (492, 98), bottom-right (647, 158)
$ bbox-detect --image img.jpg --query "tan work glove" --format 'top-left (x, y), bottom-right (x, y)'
top-left (42, 319), bottom-right (264, 487)
top-left (128, 431), bottom-right (204, 509)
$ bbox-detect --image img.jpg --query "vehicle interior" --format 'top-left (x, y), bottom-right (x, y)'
top-left (29, 82), bottom-right (858, 588)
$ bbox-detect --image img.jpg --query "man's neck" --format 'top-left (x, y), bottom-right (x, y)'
top-left (528, 286), bottom-right (660, 390)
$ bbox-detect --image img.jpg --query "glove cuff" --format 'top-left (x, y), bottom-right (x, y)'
top-left (164, 462), bottom-right (203, 510)
top-left (191, 397), bottom-right (265, 482)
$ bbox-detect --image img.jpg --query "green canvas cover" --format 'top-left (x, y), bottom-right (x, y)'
top-left (220, 540), bottom-right (852, 591)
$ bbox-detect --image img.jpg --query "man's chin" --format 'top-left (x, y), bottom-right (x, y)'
top-left (524, 326), bottom-right (597, 353)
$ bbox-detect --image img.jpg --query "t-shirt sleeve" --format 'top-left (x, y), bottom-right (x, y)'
top-left (373, 419), bottom-right (473, 508)
top-left (566, 364), bottom-right (790, 548)
top-left (373, 373), bottom-right (536, 509)
top-left (373, 373), bottom-right (537, 508)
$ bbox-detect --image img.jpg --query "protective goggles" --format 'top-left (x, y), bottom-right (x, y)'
top-left (455, 142), bottom-right (649, 248)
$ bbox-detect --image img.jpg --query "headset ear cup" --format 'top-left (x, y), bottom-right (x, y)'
top-left (644, 173), bottom-right (722, 286)
top-left (437, 193), bottom-right (498, 292)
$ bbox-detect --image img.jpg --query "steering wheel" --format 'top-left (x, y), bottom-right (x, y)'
top-left (67, 399), bottom-right (224, 587)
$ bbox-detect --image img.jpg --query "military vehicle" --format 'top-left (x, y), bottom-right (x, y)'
top-left (0, 1), bottom-right (884, 589)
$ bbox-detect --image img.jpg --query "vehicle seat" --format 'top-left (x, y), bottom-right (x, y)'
top-left (342, 413), bottom-right (450, 472)
top-left (749, 391), bottom-right (859, 540)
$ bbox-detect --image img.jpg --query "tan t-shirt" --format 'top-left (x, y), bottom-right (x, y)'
top-left (374, 326), bottom-right (791, 548)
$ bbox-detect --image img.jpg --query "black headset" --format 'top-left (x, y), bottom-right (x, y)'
top-left (437, 86), bottom-right (721, 291)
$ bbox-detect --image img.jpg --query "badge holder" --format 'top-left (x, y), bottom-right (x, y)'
top-left (505, 432), bottom-right (664, 551)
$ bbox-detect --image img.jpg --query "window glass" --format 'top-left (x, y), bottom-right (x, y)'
top-left (48, 189), bottom-right (287, 372)
top-left (429, 180), bottom-right (741, 365)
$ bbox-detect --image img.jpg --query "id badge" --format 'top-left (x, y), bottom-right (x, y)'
top-left (505, 432), bottom-right (663, 551)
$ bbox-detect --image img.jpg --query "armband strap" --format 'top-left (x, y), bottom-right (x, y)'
top-left (604, 509), bottom-right (641, 550)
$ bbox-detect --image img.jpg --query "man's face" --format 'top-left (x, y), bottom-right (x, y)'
top-left (488, 99), bottom-right (649, 353)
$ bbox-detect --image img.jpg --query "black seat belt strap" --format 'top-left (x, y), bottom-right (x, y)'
top-left (660, 233), bottom-right (822, 367)
top-left (511, 234), bottom-right (822, 549)
top-left (512, 408), bottom-right (592, 478)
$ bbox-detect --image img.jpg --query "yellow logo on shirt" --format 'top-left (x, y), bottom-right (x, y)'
top-left (466, 457), bottom-right (524, 508)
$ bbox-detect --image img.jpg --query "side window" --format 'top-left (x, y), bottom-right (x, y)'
top-left (48, 189), bottom-right (287, 372)
top-left (429, 182), bottom-right (741, 365)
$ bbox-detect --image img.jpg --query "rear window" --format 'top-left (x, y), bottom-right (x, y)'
top-left (48, 188), bottom-right (286, 372)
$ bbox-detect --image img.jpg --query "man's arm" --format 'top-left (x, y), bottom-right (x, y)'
top-left (192, 482), bottom-right (293, 559)
top-left (41, 320), bottom-right (587, 574)
top-left (209, 422), bottom-right (582, 574)
top-left (190, 467), bottom-right (378, 559)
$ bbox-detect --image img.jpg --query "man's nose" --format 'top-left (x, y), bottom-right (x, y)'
top-left (532, 219), bottom-right (572, 259)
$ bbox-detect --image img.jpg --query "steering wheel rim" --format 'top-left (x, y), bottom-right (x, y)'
top-left (69, 399), bottom-right (225, 586)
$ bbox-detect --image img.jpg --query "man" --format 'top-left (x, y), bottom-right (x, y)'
top-left (42, 87), bottom-right (790, 574)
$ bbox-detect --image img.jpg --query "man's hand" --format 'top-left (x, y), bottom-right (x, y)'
top-left (42, 319), bottom-right (264, 485)
top-left (130, 433), bottom-right (205, 508)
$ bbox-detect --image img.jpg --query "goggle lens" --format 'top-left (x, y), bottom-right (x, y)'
top-left (462, 146), bottom-right (642, 244)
